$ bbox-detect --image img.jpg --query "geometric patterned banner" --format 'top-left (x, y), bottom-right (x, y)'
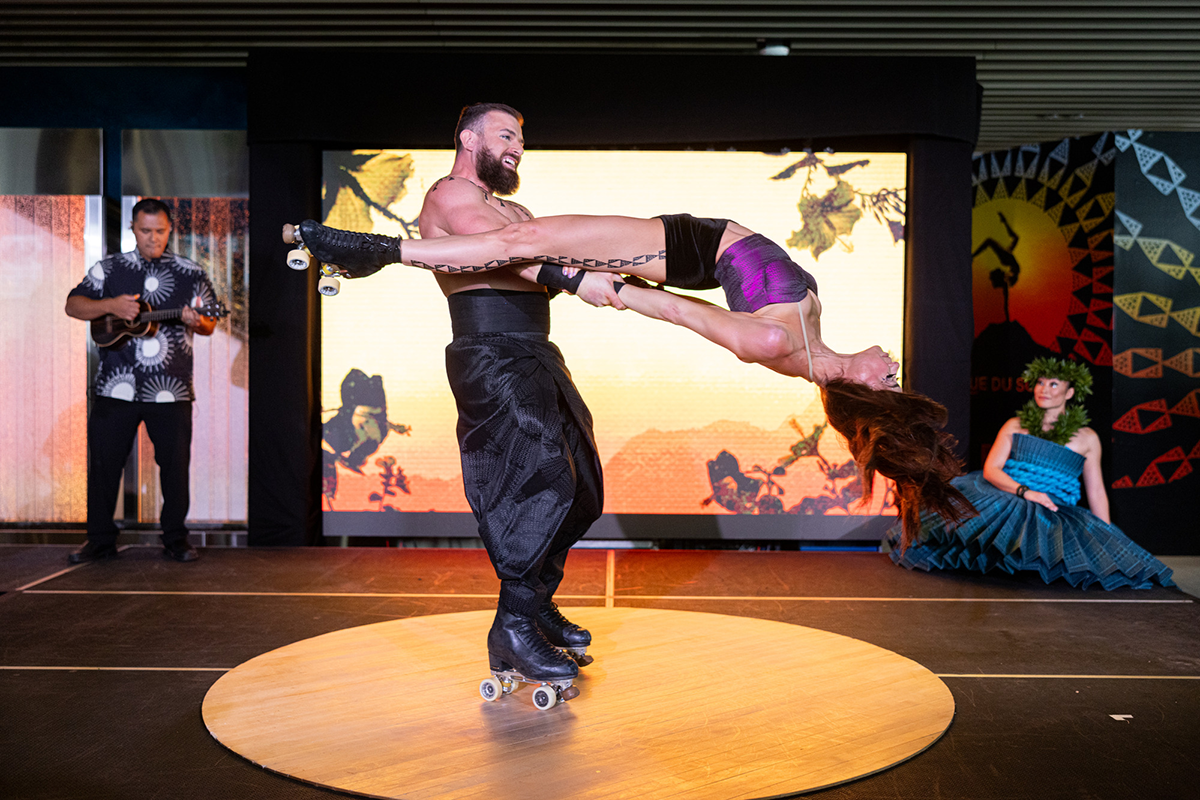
top-left (1113, 347), bottom-right (1200, 378)
top-left (1111, 130), bottom-right (1200, 556)
top-left (1110, 438), bottom-right (1200, 487)
top-left (1113, 292), bottom-right (1200, 336)
top-left (1112, 389), bottom-right (1200, 433)
top-left (1116, 130), bottom-right (1200, 234)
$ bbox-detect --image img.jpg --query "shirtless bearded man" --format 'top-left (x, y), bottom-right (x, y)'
top-left (420, 103), bottom-right (621, 692)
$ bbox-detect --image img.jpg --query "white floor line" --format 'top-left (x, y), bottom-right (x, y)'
top-left (8, 545), bottom-right (133, 591)
top-left (19, 589), bottom-right (1192, 604)
top-left (12, 566), bottom-right (86, 591)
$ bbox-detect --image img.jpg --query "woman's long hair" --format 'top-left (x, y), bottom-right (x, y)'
top-left (821, 379), bottom-right (976, 551)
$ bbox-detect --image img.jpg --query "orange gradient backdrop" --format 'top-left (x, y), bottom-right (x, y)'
top-left (971, 198), bottom-right (1075, 347)
top-left (320, 150), bottom-right (906, 515)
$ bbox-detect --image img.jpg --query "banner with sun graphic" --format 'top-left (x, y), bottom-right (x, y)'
top-left (969, 134), bottom-right (1116, 471)
top-left (1111, 131), bottom-right (1200, 554)
top-left (317, 149), bottom-right (907, 538)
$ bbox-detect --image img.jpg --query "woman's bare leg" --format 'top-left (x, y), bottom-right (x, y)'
top-left (393, 213), bottom-right (812, 377)
top-left (400, 215), bottom-right (672, 283)
top-left (614, 284), bottom-right (808, 378)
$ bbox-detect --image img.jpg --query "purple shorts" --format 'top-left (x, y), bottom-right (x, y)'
top-left (714, 233), bottom-right (817, 313)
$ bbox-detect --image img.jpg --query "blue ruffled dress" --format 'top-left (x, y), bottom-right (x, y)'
top-left (888, 434), bottom-right (1175, 590)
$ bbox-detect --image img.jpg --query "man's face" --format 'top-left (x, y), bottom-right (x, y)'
top-left (473, 111), bottom-right (523, 196)
top-left (132, 211), bottom-right (171, 261)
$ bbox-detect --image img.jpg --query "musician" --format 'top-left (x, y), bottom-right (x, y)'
top-left (64, 198), bottom-right (218, 563)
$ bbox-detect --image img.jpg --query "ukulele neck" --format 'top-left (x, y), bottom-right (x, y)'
top-left (139, 308), bottom-right (185, 322)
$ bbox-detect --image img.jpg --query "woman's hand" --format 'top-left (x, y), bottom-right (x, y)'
top-left (1022, 489), bottom-right (1058, 513)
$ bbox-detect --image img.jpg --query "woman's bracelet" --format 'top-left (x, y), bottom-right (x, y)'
top-left (1015, 484), bottom-right (1029, 498)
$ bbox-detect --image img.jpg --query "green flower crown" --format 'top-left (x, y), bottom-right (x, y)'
top-left (1017, 357), bottom-right (1093, 445)
top-left (1021, 357), bottom-right (1092, 401)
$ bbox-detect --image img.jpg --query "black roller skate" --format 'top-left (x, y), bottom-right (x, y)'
top-left (281, 219), bottom-right (404, 295)
top-left (479, 606), bottom-right (580, 710)
top-left (537, 601), bottom-right (594, 667)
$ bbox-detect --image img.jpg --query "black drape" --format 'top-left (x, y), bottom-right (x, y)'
top-left (905, 137), bottom-right (976, 456)
top-left (247, 142), bottom-right (323, 544)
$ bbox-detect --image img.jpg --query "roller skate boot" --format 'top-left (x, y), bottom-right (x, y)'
top-left (479, 606), bottom-right (580, 710)
top-left (537, 601), bottom-right (594, 667)
top-left (283, 219), bottom-right (404, 279)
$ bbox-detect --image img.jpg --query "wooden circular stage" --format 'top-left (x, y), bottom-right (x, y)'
top-left (203, 608), bottom-right (953, 799)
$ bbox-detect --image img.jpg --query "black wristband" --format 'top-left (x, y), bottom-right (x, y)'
top-left (535, 264), bottom-right (586, 294)
top-left (1015, 484), bottom-right (1029, 498)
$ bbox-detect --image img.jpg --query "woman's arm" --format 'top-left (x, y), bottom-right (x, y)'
top-left (982, 418), bottom-right (1059, 512)
top-left (1076, 427), bottom-right (1110, 523)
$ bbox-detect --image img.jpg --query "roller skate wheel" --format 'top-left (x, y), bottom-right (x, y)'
top-left (479, 677), bottom-right (502, 702)
top-left (286, 248), bottom-right (310, 270)
top-left (531, 686), bottom-right (558, 711)
top-left (317, 275), bottom-right (341, 296)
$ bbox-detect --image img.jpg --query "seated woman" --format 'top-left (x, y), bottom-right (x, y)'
top-left (888, 357), bottom-right (1175, 590)
top-left (289, 214), bottom-right (976, 547)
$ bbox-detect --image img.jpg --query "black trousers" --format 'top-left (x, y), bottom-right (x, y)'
top-left (86, 396), bottom-right (193, 546)
top-left (446, 291), bottom-right (604, 618)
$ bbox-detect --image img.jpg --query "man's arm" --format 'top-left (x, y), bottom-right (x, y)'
top-left (65, 293), bottom-right (140, 322)
top-left (424, 178), bottom-right (524, 238)
top-left (424, 178), bottom-right (624, 306)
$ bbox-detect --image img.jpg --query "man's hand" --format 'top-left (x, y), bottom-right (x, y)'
top-left (107, 294), bottom-right (142, 321)
top-left (180, 304), bottom-right (217, 336)
top-left (574, 271), bottom-right (627, 310)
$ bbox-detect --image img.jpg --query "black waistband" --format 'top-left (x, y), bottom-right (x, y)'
top-left (448, 289), bottom-right (551, 337)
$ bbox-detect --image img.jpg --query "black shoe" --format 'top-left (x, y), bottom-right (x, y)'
top-left (487, 607), bottom-right (579, 683)
top-left (68, 541), bottom-right (118, 564)
top-left (298, 219), bottom-right (402, 279)
top-left (163, 540), bottom-right (199, 563)
top-left (537, 602), bottom-right (592, 648)
top-left (537, 602), bottom-right (594, 666)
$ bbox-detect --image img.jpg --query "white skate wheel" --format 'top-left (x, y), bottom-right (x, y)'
top-left (479, 677), bottom-right (502, 702)
top-left (531, 686), bottom-right (557, 711)
top-left (287, 248), bottom-right (310, 270)
top-left (317, 275), bottom-right (340, 296)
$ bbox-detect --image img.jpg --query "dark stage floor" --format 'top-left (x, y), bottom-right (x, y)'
top-left (2, 543), bottom-right (1197, 799)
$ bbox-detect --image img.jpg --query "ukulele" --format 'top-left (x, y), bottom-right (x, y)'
top-left (91, 300), bottom-right (229, 348)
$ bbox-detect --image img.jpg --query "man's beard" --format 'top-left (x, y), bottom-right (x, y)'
top-left (476, 148), bottom-right (520, 196)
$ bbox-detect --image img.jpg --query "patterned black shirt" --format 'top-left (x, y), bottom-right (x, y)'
top-left (69, 249), bottom-right (217, 403)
